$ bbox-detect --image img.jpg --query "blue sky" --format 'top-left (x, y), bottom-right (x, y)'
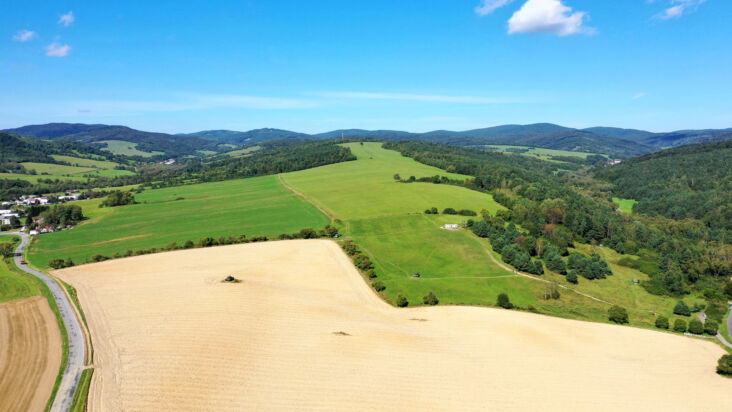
top-left (1, 0), bottom-right (730, 133)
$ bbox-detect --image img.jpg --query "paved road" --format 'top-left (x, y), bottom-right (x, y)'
top-left (2, 232), bottom-right (85, 412)
top-left (697, 310), bottom-right (732, 350)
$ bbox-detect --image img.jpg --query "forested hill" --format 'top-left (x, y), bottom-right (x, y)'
top-left (595, 139), bottom-right (732, 230)
top-left (0, 132), bottom-right (117, 164)
top-left (3, 123), bottom-right (226, 158)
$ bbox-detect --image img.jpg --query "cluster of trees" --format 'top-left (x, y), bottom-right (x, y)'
top-left (100, 191), bottom-right (137, 207)
top-left (423, 207), bottom-right (476, 216)
top-left (39, 204), bottom-right (84, 227)
top-left (567, 253), bottom-right (613, 280)
top-left (608, 305), bottom-right (629, 324)
top-left (471, 220), bottom-right (544, 275)
top-left (382, 140), bottom-right (730, 299)
top-left (49, 258), bottom-right (75, 269)
top-left (0, 242), bottom-right (15, 258)
top-left (341, 240), bottom-right (386, 293)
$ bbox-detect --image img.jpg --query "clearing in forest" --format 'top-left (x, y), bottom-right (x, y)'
top-left (55, 240), bottom-right (732, 411)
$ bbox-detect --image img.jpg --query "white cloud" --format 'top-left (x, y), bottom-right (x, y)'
top-left (45, 42), bottom-right (71, 57)
top-left (58, 11), bottom-right (75, 27)
top-left (656, 0), bottom-right (706, 20)
top-left (508, 0), bottom-right (593, 36)
top-left (317, 91), bottom-right (524, 104)
top-left (475, 0), bottom-right (515, 15)
top-left (13, 30), bottom-right (37, 42)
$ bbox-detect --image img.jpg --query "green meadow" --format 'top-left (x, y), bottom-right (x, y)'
top-left (21, 162), bottom-right (97, 176)
top-left (97, 140), bottom-right (164, 157)
top-left (484, 145), bottom-right (600, 159)
top-left (0, 172), bottom-right (91, 183)
top-left (613, 197), bottom-right (637, 214)
top-left (50, 155), bottom-right (121, 169)
top-left (0, 236), bottom-right (43, 303)
top-left (28, 175), bottom-right (330, 267)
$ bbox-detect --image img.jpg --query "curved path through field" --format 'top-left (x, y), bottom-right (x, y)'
top-left (56, 240), bottom-right (731, 411)
top-left (1, 232), bottom-right (86, 412)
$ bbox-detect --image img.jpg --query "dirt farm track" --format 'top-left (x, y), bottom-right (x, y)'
top-left (0, 296), bottom-right (62, 412)
top-left (56, 240), bottom-right (732, 411)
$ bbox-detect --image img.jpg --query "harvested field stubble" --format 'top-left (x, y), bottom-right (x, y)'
top-left (0, 296), bottom-right (62, 412)
top-left (57, 240), bottom-right (732, 411)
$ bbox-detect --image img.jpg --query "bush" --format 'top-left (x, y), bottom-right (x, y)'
top-left (365, 269), bottom-right (377, 279)
top-left (91, 254), bottom-right (109, 262)
top-left (100, 190), bottom-right (136, 207)
top-left (566, 270), bottom-right (578, 284)
top-left (64, 258), bottom-right (74, 267)
top-left (183, 240), bottom-right (194, 249)
top-left (457, 209), bottom-right (477, 216)
top-left (342, 240), bottom-right (359, 256)
top-left (608, 305), bottom-right (629, 324)
top-left (673, 301), bottom-right (691, 316)
top-left (655, 316), bottom-right (669, 329)
top-left (717, 354), bottom-right (732, 376)
top-left (724, 282), bottom-right (732, 299)
top-left (49, 258), bottom-right (66, 269)
top-left (423, 291), bottom-right (439, 305)
top-left (299, 228), bottom-right (317, 239)
top-left (0, 243), bottom-right (14, 258)
top-left (396, 294), bottom-right (409, 307)
top-left (442, 208), bottom-right (458, 215)
top-left (372, 280), bottom-right (385, 292)
top-left (704, 320), bottom-right (718, 335)
top-left (353, 254), bottom-right (373, 270)
top-left (673, 319), bottom-right (687, 333)
top-left (497, 293), bottom-right (513, 309)
top-left (688, 318), bottom-right (704, 335)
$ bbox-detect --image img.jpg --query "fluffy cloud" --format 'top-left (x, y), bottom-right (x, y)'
top-left (13, 30), bottom-right (37, 42)
top-left (508, 0), bottom-right (593, 36)
top-left (45, 42), bottom-right (71, 57)
top-left (58, 11), bottom-right (75, 27)
top-left (657, 0), bottom-right (706, 20)
top-left (475, 0), bottom-right (515, 15)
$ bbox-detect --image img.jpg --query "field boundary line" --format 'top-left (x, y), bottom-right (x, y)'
top-left (277, 174), bottom-right (337, 223)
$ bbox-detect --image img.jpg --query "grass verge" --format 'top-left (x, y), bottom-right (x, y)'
top-left (70, 368), bottom-right (93, 412)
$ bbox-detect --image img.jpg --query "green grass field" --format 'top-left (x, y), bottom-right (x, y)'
top-left (226, 146), bottom-right (261, 157)
top-left (50, 155), bottom-right (121, 169)
top-left (0, 172), bottom-right (91, 183)
top-left (613, 197), bottom-right (637, 214)
top-left (28, 175), bottom-right (330, 268)
top-left (0, 237), bottom-right (44, 303)
top-left (21, 162), bottom-right (97, 176)
top-left (96, 140), bottom-right (164, 157)
top-left (484, 145), bottom-right (600, 159)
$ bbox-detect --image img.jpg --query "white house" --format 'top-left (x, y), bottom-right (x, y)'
top-left (2, 213), bottom-right (20, 226)
top-left (444, 224), bottom-right (459, 230)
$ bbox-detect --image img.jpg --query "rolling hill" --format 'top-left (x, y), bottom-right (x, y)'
top-left (3, 123), bottom-right (227, 158)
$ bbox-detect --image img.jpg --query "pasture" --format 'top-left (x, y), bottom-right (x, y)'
top-left (613, 197), bottom-right (637, 214)
top-left (55, 240), bottom-right (732, 411)
top-left (484, 145), bottom-right (601, 159)
top-left (21, 162), bottom-right (97, 176)
top-left (28, 175), bottom-right (330, 268)
top-left (50, 155), bottom-right (121, 170)
top-left (96, 140), bottom-right (164, 157)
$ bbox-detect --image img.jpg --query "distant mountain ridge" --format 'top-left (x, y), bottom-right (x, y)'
top-left (4, 123), bottom-right (226, 158)
top-left (6, 122), bottom-right (732, 159)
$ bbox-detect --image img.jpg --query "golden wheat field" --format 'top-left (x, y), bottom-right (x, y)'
top-left (56, 240), bottom-right (732, 411)
top-left (0, 296), bottom-right (62, 412)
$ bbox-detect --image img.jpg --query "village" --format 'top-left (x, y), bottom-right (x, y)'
top-left (1, 192), bottom-right (83, 234)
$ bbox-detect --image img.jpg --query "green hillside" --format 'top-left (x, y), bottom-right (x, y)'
top-left (28, 175), bottom-right (330, 267)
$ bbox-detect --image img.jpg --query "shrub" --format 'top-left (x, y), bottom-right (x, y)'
top-left (198, 237), bottom-right (217, 247)
top-left (299, 228), bottom-right (317, 239)
top-left (458, 209), bottom-right (477, 216)
top-left (566, 270), bottom-right (578, 284)
top-left (91, 254), bottom-right (109, 262)
top-left (166, 242), bottom-right (178, 250)
top-left (64, 258), bottom-right (74, 267)
top-left (655, 316), bottom-right (669, 329)
top-left (0, 243), bottom-right (14, 258)
top-left (442, 208), bottom-right (458, 215)
top-left (100, 190), bottom-right (136, 207)
top-left (183, 240), bottom-right (194, 249)
top-left (342, 240), bottom-right (359, 256)
top-left (717, 354), bottom-right (732, 376)
top-left (353, 254), bottom-right (373, 270)
top-left (423, 291), bottom-right (439, 305)
top-left (608, 305), bottom-right (629, 324)
top-left (673, 301), bottom-right (691, 316)
top-left (372, 280), bottom-right (385, 292)
top-left (365, 269), bottom-right (377, 279)
top-left (688, 318), bottom-right (704, 335)
top-left (396, 295), bottom-right (409, 307)
top-left (497, 293), bottom-right (513, 309)
top-left (673, 319), bottom-right (687, 333)
top-left (704, 320), bottom-right (718, 335)
top-left (49, 258), bottom-right (66, 269)
top-left (724, 282), bottom-right (732, 299)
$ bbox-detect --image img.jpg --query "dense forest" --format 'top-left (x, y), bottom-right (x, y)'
top-left (595, 140), bottom-right (731, 231)
top-left (383, 140), bottom-right (731, 301)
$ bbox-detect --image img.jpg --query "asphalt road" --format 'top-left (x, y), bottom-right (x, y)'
top-left (2, 232), bottom-right (85, 412)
